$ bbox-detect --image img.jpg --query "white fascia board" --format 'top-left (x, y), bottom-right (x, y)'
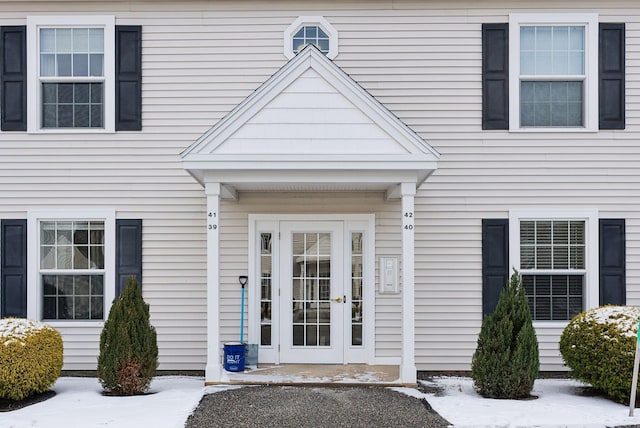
top-left (202, 169), bottom-right (421, 185)
top-left (183, 158), bottom-right (439, 172)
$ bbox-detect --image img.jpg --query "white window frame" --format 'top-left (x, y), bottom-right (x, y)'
top-left (509, 13), bottom-right (598, 132)
top-left (27, 15), bottom-right (115, 133)
top-left (284, 16), bottom-right (339, 60)
top-left (509, 209), bottom-right (599, 326)
top-left (27, 210), bottom-right (115, 326)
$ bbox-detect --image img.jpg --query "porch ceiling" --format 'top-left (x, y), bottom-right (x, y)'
top-left (181, 45), bottom-right (439, 198)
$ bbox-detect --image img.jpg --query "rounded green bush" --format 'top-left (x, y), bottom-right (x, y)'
top-left (0, 318), bottom-right (63, 400)
top-left (560, 305), bottom-right (640, 404)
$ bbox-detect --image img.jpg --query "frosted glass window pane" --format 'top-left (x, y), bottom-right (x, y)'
top-left (536, 51), bottom-right (552, 74)
top-left (89, 28), bottom-right (104, 53)
top-left (56, 29), bottom-right (72, 53)
top-left (73, 28), bottom-right (89, 52)
top-left (521, 52), bottom-right (535, 75)
top-left (40, 54), bottom-right (56, 76)
top-left (568, 52), bottom-right (584, 74)
top-left (521, 27), bottom-right (535, 50)
top-left (553, 26), bottom-right (569, 51)
top-left (40, 29), bottom-right (55, 52)
top-left (535, 26), bottom-right (552, 50)
top-left (57, 54), bottom-right (72, 76)
top-left (569, 26), bottom-right (584, 50)
top-left (552, 51), bottom-right (569, 75)
top-left (73, 54), bottom-right (89, 76)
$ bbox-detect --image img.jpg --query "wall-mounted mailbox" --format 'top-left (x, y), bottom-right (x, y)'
top-left (379, 257), bottom-right (399, 294)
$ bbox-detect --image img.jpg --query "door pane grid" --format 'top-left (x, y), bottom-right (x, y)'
top-left (351, 233), bottom-right (363, 346)
top-left (259, 233), bottom-right (272, 346)
top-left (292, 232), bottom-right (331, 347)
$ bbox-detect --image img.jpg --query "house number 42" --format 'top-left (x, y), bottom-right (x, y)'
top-left (208, 212), bottom-right (218, 230)
top-left (403, 212), bottom-right (414, 231)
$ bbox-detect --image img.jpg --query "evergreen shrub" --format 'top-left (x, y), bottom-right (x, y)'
top-left (560, 305), bottom-right (640, 404)
top-left (97, 275), bottom-right (158, 395)
top-left (0, 318), bottom-right (63, 400)
top-left (471, 270), bottom-right (539, 398)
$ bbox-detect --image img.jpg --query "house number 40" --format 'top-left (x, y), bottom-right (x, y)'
top-left (208, 212), bottom-right (218, 230)
top-left (403, 212), bottom-right (414, 231)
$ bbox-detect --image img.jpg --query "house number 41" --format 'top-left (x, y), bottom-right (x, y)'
top-left (208, 212), bottom-right (218, 230)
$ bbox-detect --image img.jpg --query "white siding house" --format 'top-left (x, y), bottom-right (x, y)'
top-left (0, 0), bottom-right (636, 384)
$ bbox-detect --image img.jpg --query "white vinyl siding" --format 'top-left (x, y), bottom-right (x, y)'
top-left (0, 0), bottom-right (639, 373)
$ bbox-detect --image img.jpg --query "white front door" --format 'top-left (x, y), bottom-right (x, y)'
top-left (279, 221), bottom-right (345, 363)
top-left (251, 215), bottom-right (372, 365)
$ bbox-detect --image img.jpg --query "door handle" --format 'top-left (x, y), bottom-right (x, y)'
top-left (331, 296), bottom-right (343, 303)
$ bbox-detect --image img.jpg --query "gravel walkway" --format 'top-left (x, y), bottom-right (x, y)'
top-left (185, 385), bottom-right (451, 428)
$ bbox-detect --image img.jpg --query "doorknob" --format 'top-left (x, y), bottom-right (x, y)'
top-left (331, 296), bottom-right (343, 303)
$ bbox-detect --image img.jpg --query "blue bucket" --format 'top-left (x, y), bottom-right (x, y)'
top-left (223, 342), bottom-right (246, 372)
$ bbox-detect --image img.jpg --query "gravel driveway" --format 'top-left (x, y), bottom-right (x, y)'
top-left (185, 385), bottom-right (451, 428)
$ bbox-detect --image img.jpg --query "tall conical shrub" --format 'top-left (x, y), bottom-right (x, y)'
top-left (471, 270), bottom-right (539, 399)
top-left (98, 275), bottom-right (158, 395)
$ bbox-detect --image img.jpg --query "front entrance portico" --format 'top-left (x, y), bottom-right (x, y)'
top-left (182, 45), bottom-right (439, 384)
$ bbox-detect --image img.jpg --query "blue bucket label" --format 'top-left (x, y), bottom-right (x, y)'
top-left (226, 353), bottom-right (241, 364)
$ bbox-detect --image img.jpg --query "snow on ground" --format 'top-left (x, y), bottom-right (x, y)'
top-left (403, 377), bottom-right (640, 428)
top-left (3, 376), bottom-right (640, 427)
top-left (0, 376), bottom-right (207, 428)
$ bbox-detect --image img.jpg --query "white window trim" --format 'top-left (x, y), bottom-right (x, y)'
top-left (284, 16), bottom-right (339, 60)
top-left (26, 15), bottom-right (116, 134)
top-left (509, 209), bottom-right (599, 326)
top-left (508, 13), bottom-right (599, 132)
top-left (27, 210), bottom-right (115, 327)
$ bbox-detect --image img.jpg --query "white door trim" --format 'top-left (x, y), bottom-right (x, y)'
top-left (248, 214), bottom-right (375, 365)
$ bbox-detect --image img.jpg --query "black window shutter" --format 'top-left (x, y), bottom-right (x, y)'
top-left (482, 219), bottom-right (509, 316)
top-left (116, 219), bottom-right (142, 296)
top-left (599, 219), bottom-right (625, 305)
top-left (599, 23), bottom-right (625, 130)
top-left (482, 23), bottom-right (509, 130)
top-left (1, 219), bottom-right (27, 317)
top-left (0, 26), bottom-right (27, 131)
top-left (115, 26), bottom-right (142, 131)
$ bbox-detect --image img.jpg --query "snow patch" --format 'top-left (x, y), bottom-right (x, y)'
top-left (583, 305), bottom-right (640, 338)
top-left (419, 376), bottom-right (640, 427)
top-left (0, 318), bottom-right (50, 346)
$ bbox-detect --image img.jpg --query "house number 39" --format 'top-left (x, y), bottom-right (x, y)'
top-left (208, 212), bottom-right (218, 230)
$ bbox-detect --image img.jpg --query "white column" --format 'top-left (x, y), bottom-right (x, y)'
top-left (400, 182), bottom-right (417, 384)
top-left (205, 183), bottom-right (222, 383)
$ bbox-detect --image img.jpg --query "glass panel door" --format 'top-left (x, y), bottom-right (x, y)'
top-left (279, 221), bottom-right (344, 363)
top-left (292, 232), bottom-right (332, 347)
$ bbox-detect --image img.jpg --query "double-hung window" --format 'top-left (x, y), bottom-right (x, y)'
top-left (40, 221), bottom-right (105, 320)
top-left (509, 14), bottom-right (598, 131)
top-left (29, 211), bottom-right (115, 322)
top-left (27, 16), bottom-right (115, 132)
top-left (510, 210), bottom-right (598, 322)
